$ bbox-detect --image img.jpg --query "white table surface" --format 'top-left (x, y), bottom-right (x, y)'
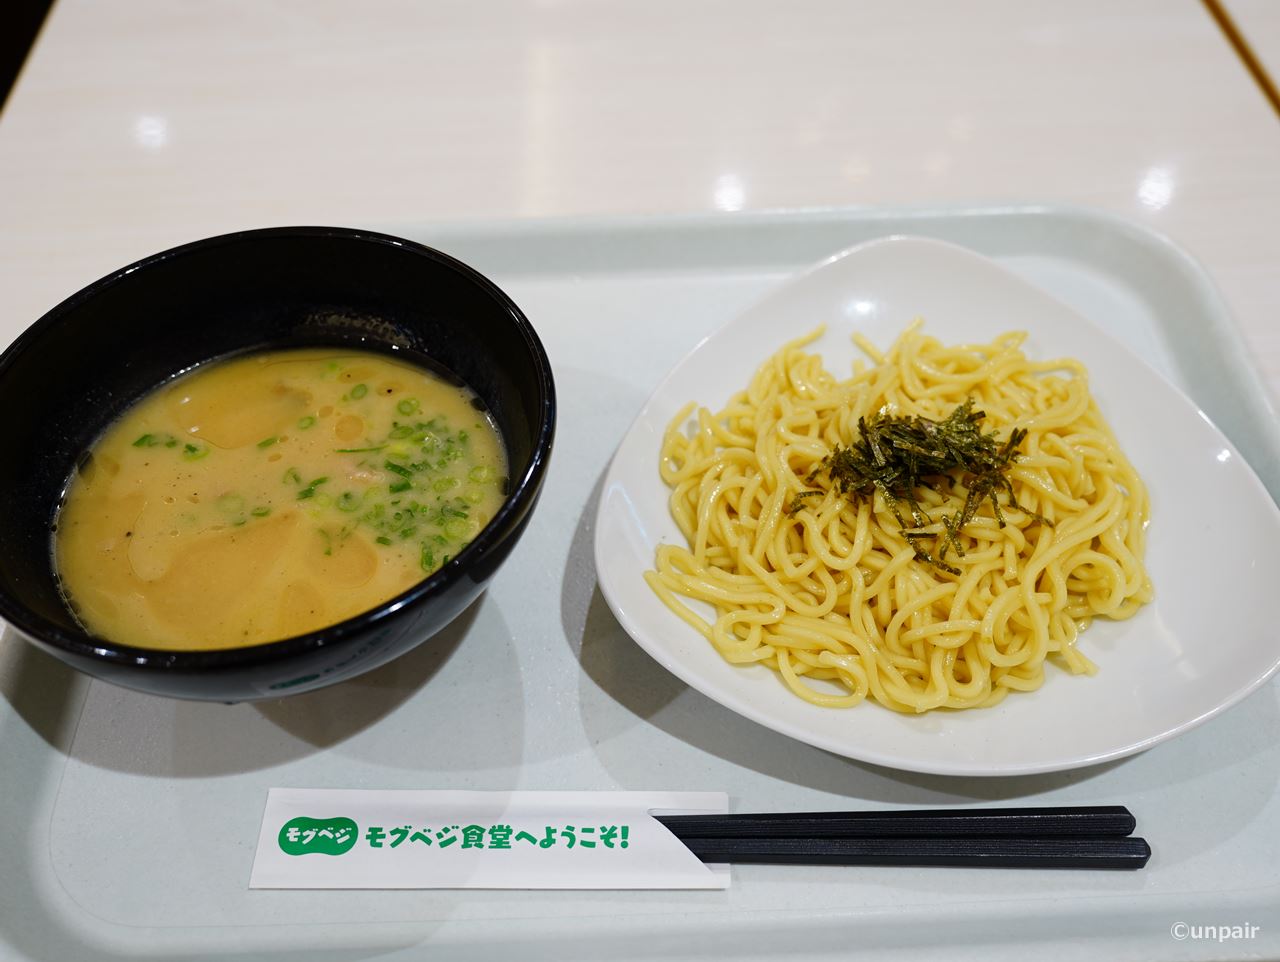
top-left (2, 1), bottom-right (1280, 956)
top-left (1, 0), bottom-right (1279, 398)
top-left (1224, 0), bottom-right (1280, 92)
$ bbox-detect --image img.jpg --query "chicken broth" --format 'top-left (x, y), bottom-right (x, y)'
top-left (55, 349), bottom-right (507, 650)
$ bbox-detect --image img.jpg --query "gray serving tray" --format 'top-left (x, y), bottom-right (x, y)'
top-left (2, 206), bottom-right (1278, 962)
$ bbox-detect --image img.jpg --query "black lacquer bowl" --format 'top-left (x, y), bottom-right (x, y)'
top-left (0, 227), bottom-right (555, 701)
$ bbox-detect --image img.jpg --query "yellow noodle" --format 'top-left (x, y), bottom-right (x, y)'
top-left (648, 324), bottom-right (1152, 713)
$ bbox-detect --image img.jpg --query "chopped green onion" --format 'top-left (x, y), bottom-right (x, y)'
top-left (389, 479), bottom-right (412, 494)
top-left (283, 467), bottom-right (302, 485)
top-left (384, 460), bottom-right (414, 479)
top-left (468, 465), bottom-right (495, 484)
top-left (334, 445), bottom-right (385, 453)
top-left (350, 383), bottom-right (368, 399)
top-left (182, 443), bottom-right (209, 461)
top-left (389, 424), bottom-right (415, 439)
top-left (376, 535), bottom-right (392, 545)
top-left (250, 506), bottom-right (271, 517)
top-left (337, 491), bottom-right (361, 512)
top-left (420, 544), bottom-right (435, 571)
top-left (444, 518), bottom-right (472, 540)
top-left (256, 436), bottom-right (278, 449)
top-left (396, 398), bottom-right (420, 415)
top-left (297, 415), bottom-right (317, 430)
top-left (131, 432), bottom-right (180, 449)
top-left (296, 476), bottom-right (329, 500)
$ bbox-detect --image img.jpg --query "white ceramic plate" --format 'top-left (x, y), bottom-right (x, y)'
top-left (593, 235), bottom-right (1280, 777)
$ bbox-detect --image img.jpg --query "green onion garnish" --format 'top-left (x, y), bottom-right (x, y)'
top-left (298, 415), bottom-right (317, 430)
top-left (130, 433), bottom-right (179, 448)
top-left (257, 436), bottom-right (278, 449)
top-left (296, 476), bottom-right (329, 499)
top-left (350, 383), bottom-right (368, 399)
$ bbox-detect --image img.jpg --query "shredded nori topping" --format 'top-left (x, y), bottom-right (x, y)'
top-left (788, 399), bottom-right (1051, 573)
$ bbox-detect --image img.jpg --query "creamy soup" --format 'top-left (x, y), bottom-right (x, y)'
top-left (55, 349), bottom-right (507, 650)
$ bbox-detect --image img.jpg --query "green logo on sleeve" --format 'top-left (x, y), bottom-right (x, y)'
top-left (278, 816), bottom-right (358, 856)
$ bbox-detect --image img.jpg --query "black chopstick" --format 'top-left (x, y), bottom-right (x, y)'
top-left (678, 835), bottom-right (1151, 870)
top-left (655, 806), bottom-right (1135, 839)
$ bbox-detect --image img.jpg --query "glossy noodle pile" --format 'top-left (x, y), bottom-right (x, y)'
top-left (644, 323), bottom-right (1152, 713)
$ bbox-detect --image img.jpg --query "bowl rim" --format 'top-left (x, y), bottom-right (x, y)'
top-left (0, 225), bottom-right (556, 673)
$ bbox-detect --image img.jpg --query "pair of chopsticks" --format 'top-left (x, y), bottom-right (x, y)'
top-left (656, 805), bottom-right (1150, 869)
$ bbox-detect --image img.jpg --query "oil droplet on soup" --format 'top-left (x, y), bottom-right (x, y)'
top-left (55, 349), bottom-right (508, 650)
